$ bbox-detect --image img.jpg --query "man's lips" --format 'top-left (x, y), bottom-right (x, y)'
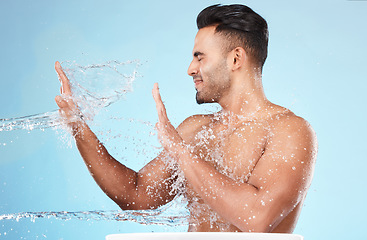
top-left (194, 79), bottom-right (203, 87)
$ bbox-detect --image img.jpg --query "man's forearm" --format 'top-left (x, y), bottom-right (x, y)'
top-left (72, 122), bottom-right (140, 209)
top-left (176, 148), bottom-right (265, 231)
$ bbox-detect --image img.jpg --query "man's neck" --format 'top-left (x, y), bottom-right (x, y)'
top-left (217, 69), bottom-right (271, 121)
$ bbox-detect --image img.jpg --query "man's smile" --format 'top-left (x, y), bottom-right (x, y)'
top-left (194, 78), bottom-right (203, 87)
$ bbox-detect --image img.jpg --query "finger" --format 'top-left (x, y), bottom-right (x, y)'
top-left (152, 83), bottom-right (165, 122)
top-left (55, 95), bottom-right (68, 109)
top-left (55, 94), bottom-right (74, 107)
top-left (55, 61), bottom-right (72, 95)
top-left (152, 83), bottom-right (169, 124)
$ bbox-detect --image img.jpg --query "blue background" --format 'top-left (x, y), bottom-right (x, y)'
top-left (1, 0), bottom-right (366, 239)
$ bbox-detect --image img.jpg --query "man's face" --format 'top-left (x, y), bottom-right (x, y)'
top-left (187, 26), bottom-right (231, 104)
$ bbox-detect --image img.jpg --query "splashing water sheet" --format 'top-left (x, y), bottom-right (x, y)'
top-left (0, 60), bottom-right (139, 132)
top-left (0, 60), bottom-right (190, 238)
top-left (0, 196), bottom-right (189, 226)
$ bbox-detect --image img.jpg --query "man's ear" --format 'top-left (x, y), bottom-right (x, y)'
top-left (231, 47), bottom-right (246, 71)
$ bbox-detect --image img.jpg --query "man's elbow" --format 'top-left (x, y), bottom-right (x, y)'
top-left (116, 198), bottom-right (155, 211)
top-left (116, 196), bottom-right (167, 211)
top-left (233, 204), bottom-right (278, 233)
top-left (236, 214), bottom-right (273, 233)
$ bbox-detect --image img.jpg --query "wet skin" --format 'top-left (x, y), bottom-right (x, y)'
top-left (173, 111), bottom-right (314, 232)
top-left (55, 26), bottom-right (317, 232)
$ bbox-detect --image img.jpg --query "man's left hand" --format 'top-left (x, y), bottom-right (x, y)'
top-left (152, 83), bottom-right (185, 157)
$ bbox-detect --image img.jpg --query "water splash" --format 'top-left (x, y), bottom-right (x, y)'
top-left (0, 60), bottom-right (140, 132)
top-left (0, 110), bottom-right (60, 132)
top-left (0, 197), bottom-right (189, 227)
top-left (62, 60), bottom-right (139, 116)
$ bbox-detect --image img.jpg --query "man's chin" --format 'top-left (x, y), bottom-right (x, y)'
top-left (196, 93), bottom-right (215, 105)
top-left (196, 97), bottom-right (204, 104)
top-left (196, 92), bottom-right (205, 104)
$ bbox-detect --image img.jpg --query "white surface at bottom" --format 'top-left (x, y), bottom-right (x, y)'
top-left (106, 232), bottom-right (304, 240)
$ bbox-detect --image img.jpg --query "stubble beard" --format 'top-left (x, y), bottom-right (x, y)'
top-left (196, 91), bottom-right (213, 104)
top-left (195, 62), bottom-right (231, 105)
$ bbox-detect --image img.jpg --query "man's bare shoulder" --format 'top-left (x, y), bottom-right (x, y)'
top-left (265, 110), bottom-right (318, 167)
top-left (176, 114), bottom-right (213, 141)
top-left (268, 110), bottom-right (316, 141)
top-left (249, 108), bottom-right (317, 190)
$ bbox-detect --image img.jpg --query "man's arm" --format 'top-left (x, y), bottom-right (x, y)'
top-left (54, 62), bottom-right (177, 210)
top-left (70, 123), bottom-right (177, 210)
top-left (153, 84), bottom-right (317, 232)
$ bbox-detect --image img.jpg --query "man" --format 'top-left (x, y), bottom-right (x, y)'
top-left (54, 4), bottom-right (317, 233)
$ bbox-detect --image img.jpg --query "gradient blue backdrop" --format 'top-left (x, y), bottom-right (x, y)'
top-left (1, 0), bottom-right (366, 239)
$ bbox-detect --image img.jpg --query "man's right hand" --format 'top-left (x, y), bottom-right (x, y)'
top-left (54, 61), bottom-right (83, 131)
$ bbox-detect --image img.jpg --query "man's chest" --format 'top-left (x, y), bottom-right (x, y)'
top-left (189, 121), bottom-right (269, 181)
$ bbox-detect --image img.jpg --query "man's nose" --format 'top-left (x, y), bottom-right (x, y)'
top-left (187, 60), bottom-right (199, 76)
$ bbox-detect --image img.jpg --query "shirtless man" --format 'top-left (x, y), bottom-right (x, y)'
top-left (54, 4), bottom-right (317, 233)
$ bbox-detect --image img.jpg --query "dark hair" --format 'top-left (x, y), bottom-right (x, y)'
top-left (197, 4), bottom-right (268, 68)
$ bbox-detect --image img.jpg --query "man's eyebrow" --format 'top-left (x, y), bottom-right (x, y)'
top-left (193, 51), bottom-right (204, 57)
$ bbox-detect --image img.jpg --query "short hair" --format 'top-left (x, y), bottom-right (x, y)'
top-left (197, 4), bottom-right (269, 68)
